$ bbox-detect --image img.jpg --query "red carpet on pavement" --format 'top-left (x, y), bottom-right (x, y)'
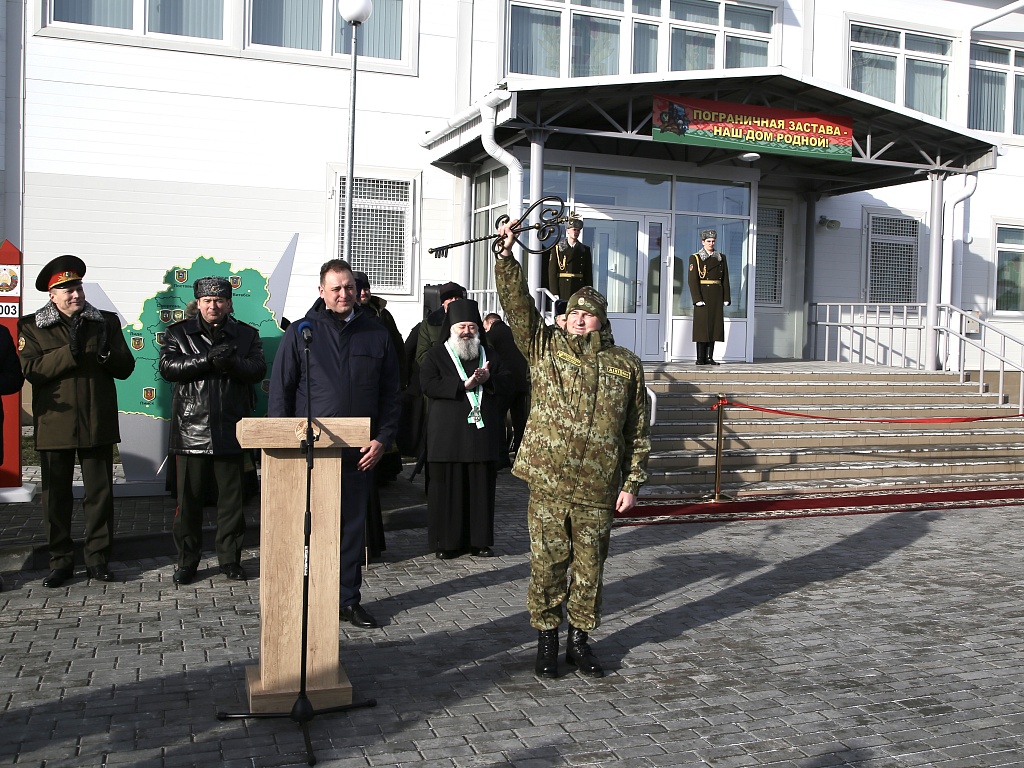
top-left (618, 485), bottom-right (1024, 526)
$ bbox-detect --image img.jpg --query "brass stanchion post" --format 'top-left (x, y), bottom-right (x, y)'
top-left (708, 394), bottom-right (732, 503)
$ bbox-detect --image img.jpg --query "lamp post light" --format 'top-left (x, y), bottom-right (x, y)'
top-left (338, 0), bottom-right (373, 265)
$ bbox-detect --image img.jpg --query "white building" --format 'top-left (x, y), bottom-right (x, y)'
top-left (5, 1), bottom-right (1024, 368)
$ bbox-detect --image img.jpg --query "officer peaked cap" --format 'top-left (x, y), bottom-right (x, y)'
top-left (37, 255), bottom-right (87, 292)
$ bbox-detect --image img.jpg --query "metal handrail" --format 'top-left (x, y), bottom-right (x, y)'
top-left (810, 301), bottom-right (1024, 408)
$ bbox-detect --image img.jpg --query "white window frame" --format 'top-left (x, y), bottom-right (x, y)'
top-left (992, 220), bottom-right (1024, 315)
top-left (36, 0), bottom-right (419, 76)
top-left (506, 0), bottom-right (780, 80)
top-left (327, 165), bottom-right (419, 296)
top-left (967, 42), bottom-right (1024, 137)
top-left (847, 19), bottom-right (953, 120)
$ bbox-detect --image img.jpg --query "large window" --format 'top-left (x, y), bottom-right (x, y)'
top-left (508, 0), bottom-right (776, 79)
top-left (336, 174), bottom-right (415, 294)
top-left (43, 0), bottom-right (411, 67)
top-left (849, 23), bottom-right (950, 119)
top-left (996, 225), bottom-right (1024, 312)
top-left (968, 43), bottom-right (1024, 135)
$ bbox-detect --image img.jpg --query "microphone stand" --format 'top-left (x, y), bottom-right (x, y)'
top-left (218, 324), bottom-right (376, 766)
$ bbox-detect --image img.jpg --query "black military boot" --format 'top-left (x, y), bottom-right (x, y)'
top-left (565, 625), bottom-right (604, 678)
top-left (535, 629), bottom-right (559, 678)
top-left (706, 342), bottom-right (720, 365)
top-left (695, 342), bottom-right (708, 365)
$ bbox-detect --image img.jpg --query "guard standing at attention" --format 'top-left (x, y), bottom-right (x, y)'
top-left (19, 255), bottom-right (136, 588)
top-left (687, 229), bottom-right (731, 366)
top-left (546, 217), bottom-right (593, 299)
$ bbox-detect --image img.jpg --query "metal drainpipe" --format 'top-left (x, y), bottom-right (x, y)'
top-left (943, 173), bottom-right (977, 307)
top-left (478, 91), bottom-right (527, 289)
top-left (925, 172), bottom-right (946, 371)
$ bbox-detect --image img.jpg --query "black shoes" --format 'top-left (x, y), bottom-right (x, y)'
top-left (87, 565), bottom-right (117, 582)
top-left (566, 625), bottom-right (604, 678)
top-left (220, 564), bottom-right (247, 581)
top-left (535, 629), bottom-right (559, 678)
top-left (435, 550), bottom-right (461, 560)
top-left (470, 546), bottom-right (494, 557)
top-left (173, 566), bottom-right (198, 585)
top-left (340, 603), bottom-right (378, 628)
top-left (42, 568), bottom-right (74, 588)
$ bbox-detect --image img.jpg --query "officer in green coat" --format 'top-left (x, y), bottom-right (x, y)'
top-left (19, 255), bottom-right (136, 588)
top-left (687, 229), bottom-right (731, 365)
top-left (497, 221), bottom-right (651, 680)
top-left (545, 216), bottom-right (593, 299)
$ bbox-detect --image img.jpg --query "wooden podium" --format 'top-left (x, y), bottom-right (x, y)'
top-left (236, 417), bottom-right (370, 713)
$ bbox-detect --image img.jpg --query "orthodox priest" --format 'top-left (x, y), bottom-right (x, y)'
top-left (546, 217), bottom-right (593, 299)
top-left (420, 299), bottom-right (512, 559)
top-left (687, 229), bottom-right (731, 365)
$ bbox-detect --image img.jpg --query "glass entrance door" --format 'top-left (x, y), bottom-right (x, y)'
top-left (579, 212), bottom-right (670, 360)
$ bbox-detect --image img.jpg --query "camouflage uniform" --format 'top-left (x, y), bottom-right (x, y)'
top-left (495, 255), bottom-right (650, 631)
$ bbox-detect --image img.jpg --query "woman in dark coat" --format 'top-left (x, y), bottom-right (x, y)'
top-left (420, 299), bottom-right (511, 559)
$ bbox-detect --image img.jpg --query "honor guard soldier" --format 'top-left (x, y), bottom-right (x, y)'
top-left (687, 229), bottom-right (731, 365)
top-left (19, 255), bottom-right (136, 588)
top-left (546, 217), bottom-right (593, 300)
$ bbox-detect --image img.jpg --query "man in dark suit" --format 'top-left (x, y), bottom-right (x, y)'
top-left (269, 259), bottom-right (401, 629)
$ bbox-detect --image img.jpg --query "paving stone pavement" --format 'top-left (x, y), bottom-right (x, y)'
top-left (3, 469), bottom-right (1024, 766)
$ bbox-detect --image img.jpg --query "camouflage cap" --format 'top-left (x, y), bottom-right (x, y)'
top-left (566, 286), bottom-right (608, 327)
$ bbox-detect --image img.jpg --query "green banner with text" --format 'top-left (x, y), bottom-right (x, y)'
top-left (653, 95), bottom-right (853, 160)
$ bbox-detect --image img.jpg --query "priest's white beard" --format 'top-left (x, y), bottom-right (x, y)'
top-left (449, 329), bottom-right (481, 361)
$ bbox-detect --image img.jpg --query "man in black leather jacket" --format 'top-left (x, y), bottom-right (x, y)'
top-left (159, 277), bottom-right (267, 585)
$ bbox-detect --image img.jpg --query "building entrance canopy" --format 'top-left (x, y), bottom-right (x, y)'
top-left (424, 67), bottom-right (999, 197)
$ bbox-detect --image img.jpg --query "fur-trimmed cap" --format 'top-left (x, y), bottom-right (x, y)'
top-left (438, 281), bottom-right (467, 303)
top-left (193, 276), bottom-right (232, 300)
top-left (700, 229), bottom-right (718, 241)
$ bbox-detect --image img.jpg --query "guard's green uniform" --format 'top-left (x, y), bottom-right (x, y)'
top-left (496, 255), bottom-right (650, 631)
top-left (687, 249), bottom-right (731, 342)
top-left (545, 239), bottom-right (593, 299)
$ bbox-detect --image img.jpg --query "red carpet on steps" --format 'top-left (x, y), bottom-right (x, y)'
top-left (618, 486), bottom-right (1024, 526)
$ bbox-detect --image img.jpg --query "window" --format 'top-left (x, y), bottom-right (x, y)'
top-left (968, 43), bottom-right (1024, 135)
top-left (337, 0), bottom-right (404, 59)
top-left (149, 0), bottom-right (223, 39)
top-left (471, 170), bottom-right (510, 294)
top-left (849, 23), bottom-right (950, 119)
top-left (755, 206), bottom-right (783, 305)
top-left (52, 0), bottom-right (133, 30)
top-left (336, 174), bottom-right (414, 294)
top-left (996, 225), bottom-right (1024, 312)
top-left (508, 0), bottom-right (776, 79)
top-left (42, 0), bottom-right (413, 69)
top-left (867, 214), bottom-right (919, 304)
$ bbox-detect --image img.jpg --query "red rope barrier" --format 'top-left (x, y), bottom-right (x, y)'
top-left (711, 399), bottom-right (1024, 424)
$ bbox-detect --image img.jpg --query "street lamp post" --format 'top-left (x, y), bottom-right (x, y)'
top-left (338, 0), bottom-right (373, 266)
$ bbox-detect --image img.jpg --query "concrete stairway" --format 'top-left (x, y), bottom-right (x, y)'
top-left (640, 361), bottom-right (1024, 499)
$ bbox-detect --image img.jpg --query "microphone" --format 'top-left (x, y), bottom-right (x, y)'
top-left (297, 321), bottom-right (313, 345)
